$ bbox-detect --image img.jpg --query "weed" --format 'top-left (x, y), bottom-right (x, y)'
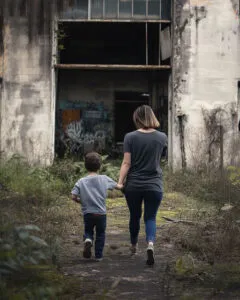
top-left (164, 166), bottom-right (239, 206)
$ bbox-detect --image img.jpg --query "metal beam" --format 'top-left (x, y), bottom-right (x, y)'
top-left (145, 22), bottom-right (148, 65)
top-left (58, 18), bottom-right (171, 23)
top-left (88, 0), bottom-right (91, 20)
top-left (117, 0), bottom-right (119, 18)
top-left (55, 64), bottom-right (171, 70)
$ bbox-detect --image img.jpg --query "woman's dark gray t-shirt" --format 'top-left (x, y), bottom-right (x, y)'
top-left (123, 130), bottom-right (167, 192)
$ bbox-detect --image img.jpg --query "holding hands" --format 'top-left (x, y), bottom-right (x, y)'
top-left (116, 183), bottom-right (124, 190)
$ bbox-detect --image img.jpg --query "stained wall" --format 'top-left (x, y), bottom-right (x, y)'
top-left (172, 0), bottom-right (240, 169)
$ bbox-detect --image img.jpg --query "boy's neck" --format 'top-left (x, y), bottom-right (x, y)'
top-left (88, 172), bottom-right (98, 176)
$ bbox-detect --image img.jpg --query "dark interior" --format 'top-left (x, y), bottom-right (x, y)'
top-left (59, 22), bottom-right (170, 65)
top-left (60, 22), bottom-right (146, 65)
top-left (115, 91), bottom-right (149, 142)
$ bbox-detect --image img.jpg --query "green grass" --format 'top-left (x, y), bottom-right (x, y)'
top-left (0, 157), bottom-right (240, 299)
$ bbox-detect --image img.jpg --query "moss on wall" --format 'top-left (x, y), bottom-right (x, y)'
top-left (0, 0), bottom-right (73, 42)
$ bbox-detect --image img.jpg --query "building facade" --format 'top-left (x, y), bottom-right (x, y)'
top-left (0, 0), bottom-right (240, 169)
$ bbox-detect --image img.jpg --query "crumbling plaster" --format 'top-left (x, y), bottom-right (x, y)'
top-left (1, 17), bottom-right (54, 164)
top-left (172, 0), bottom-right (240, 169)
top-left (0, 1), bottom-right (71, 164)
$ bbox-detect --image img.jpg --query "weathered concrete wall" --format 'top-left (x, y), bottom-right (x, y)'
top-left (172, 0), bottom-right (240, 169)
top-left (1, 17), bottom-right (54, 164)
top-left (0, 0), bottom-right (72, 164)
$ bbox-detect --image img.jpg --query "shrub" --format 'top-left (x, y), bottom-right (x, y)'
top-left (0, 225), bottom-right (59, 298)
top-left (0, 225), bottom-right (48, 276)
top-left (164, 166), bottom-right (239, 205)
top-left (0, 156), bottom-right (69, 204)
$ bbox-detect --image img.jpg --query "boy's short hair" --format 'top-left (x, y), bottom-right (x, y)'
top-left (84, 152), bottom-right (102, 172)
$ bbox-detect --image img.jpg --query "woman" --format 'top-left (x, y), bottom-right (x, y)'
top-left (118, 105), bottom-right (167, 266)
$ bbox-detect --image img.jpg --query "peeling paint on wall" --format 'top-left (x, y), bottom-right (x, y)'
top-left (172, 0), bottom-right (240, 170)
top-left (172, 0), bottom-right (191, 169)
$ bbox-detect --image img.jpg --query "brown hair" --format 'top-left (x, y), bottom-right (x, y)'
top-left (133, 105), bottom-right (160, 129)
top-left (84, 152), bottom-right (102, 172)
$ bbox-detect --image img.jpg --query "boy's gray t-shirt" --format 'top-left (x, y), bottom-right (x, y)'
top-left (71, 175), bottom-right (117, 215)
top-left (124, 130), bottom-right (167, 192)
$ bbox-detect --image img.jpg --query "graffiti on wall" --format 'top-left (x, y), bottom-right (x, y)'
top-left (55, 101), bottom-right (112, 157)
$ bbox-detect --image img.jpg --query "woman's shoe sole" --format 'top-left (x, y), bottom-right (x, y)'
top-left (146, 248), bottom-right (154, 266)
top-left (83, 241), bottom-right (92, 258)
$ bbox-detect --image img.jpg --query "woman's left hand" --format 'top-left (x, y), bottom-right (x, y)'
top-left (116, 183), bottom-right (124, 190)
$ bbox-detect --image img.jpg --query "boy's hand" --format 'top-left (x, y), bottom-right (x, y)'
top-left (72, 194), bottom-right (80, 203)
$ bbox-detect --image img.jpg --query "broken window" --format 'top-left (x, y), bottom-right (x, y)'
top-left (60, 0), bottom-right (171, 20)
top-left (119, 0), bottom-right (132, 18)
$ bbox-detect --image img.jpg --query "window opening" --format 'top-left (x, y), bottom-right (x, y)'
top-left (60, 0), bottom-right (171, 21)
top-left (58, 22), bottom-right (171, 66)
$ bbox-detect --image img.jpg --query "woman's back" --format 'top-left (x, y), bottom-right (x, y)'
top-left (124, 130), bottom-right (167, 192)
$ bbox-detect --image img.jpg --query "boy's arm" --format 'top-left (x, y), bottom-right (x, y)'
top-left (105, 176), bottom-right (118, 190)
top-left (105, 176), bottom-right (123, 190)
top-left (71, 194), bottom-right (80, 203)
top-left (71, 183), bottom-right (81, 203)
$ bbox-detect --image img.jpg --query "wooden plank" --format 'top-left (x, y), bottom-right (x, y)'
top-left (55, 64), bottom-right (171, 70)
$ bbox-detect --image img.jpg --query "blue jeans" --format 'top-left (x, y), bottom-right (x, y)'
top-left (125, 191), bottom-right (163, 245)
top-left (83, 214), bottom-right (106, 259)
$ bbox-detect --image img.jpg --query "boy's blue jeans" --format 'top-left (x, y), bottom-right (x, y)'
top-left (125, 191), bottom-right (163, 245)
top-left (83, 213), bottom-right (106, 259)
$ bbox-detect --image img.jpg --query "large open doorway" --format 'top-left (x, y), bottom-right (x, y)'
top-left (54, 21), bottom-right (171, 157)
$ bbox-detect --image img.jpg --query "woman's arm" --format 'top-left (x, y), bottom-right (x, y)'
top-left (118, 152), bottom-right (131, 186)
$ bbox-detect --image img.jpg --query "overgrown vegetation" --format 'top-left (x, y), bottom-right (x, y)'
top-left (0, 156), bottom-right (239, 298)
top-left (0, 155), bottom-right (123, 298)
top-left (165, 167), bottom-right (240, 205)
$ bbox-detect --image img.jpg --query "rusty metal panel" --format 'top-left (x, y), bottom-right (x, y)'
top-left (160, 26), bottom-right (171, 61)
top-left (55, 63), bottom-right (171, 70)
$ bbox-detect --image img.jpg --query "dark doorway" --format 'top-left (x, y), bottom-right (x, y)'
top-left (115, 91), bottom-right (149, 142)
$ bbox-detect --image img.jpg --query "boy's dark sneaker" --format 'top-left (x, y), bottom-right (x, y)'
top-left (83, 238), bottom-right (92, 259)
top-left (130, 244), bottom-right (138, 256)
top-left (146, 242), bottom-right (154, 266)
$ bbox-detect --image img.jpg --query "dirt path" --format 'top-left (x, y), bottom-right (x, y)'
top-left (59, 200), bottom-right (180, 299)
top-left (61, 235), bottom-right (172, 299)
top-left (59, 198), bottom-right (240, 300)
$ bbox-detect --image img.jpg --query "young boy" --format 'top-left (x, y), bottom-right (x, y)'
top-left (71, 152), bottom-right (120, 261)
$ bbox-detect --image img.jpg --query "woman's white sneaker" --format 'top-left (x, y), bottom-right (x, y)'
top-left (146, 242), bottom-right (154, 266)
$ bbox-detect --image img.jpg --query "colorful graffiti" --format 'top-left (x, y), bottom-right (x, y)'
top-left (55, 101), bottom-right (112, 157)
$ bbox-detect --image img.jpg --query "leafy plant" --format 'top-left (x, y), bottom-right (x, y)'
top-left (0, 225), bottom-right (48, 276)
top-left (227, 165), bottom-right (240, 187)
top-left (0, 225), bottom-right (62, 299)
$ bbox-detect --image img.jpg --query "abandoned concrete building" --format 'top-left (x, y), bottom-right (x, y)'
top-left (0, 0), bottom-right (240, 169)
